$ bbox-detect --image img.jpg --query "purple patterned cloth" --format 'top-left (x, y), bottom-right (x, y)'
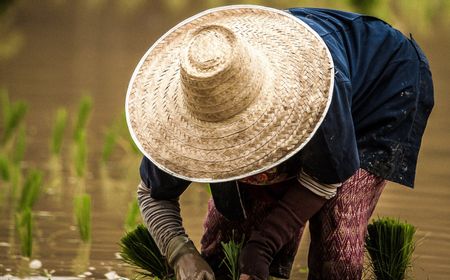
top-left (200, 169), bottom-right (386, 279)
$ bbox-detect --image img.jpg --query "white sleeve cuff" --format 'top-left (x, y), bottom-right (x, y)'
top-left (297, 169), bottom-right (342, 199)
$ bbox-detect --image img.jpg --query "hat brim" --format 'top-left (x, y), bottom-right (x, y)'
top-left (126, 5), bottom-right (334, 183)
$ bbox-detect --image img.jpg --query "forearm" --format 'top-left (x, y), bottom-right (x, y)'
top-left (137, 181), bottom-right (188, 257)
top-left (240, 179), bottom-right (329, 279)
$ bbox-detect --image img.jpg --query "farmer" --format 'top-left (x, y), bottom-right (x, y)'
top-left (125, 5), bottom-right (433, 280)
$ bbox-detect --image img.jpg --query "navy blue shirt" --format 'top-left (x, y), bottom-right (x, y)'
top-left (288, 8), bottom-right (433, 186)
top-left (139, 8), bottom-right (434, 203)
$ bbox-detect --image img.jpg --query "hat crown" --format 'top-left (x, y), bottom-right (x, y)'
top-left (180, 24), bottom-right (265, 122)
top-left (187, 25), bottom-right (233, 73)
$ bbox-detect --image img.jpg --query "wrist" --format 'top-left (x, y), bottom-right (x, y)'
top-left (166, 235), bottom-right (197, 267)
top-left (239, 239), bottom-right (271, 280)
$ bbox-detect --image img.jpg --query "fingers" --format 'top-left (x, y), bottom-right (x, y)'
top-left (204, 271), bottom-right (215, 280)
top-left (239, 274), bottom-right (252, 280)
top-left (196, 271), bottom-right (215, 280)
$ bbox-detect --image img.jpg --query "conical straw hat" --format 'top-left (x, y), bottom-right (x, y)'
top-left (126, 5), bottom-right (334, 182)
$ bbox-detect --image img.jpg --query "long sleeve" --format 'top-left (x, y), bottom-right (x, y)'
top-left (137, 181), bottom-right (188, 257)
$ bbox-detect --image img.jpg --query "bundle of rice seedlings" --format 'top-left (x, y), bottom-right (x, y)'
top-left (220, 234), bottom-right (245, 280)
top-left (15, 207), bottom-right (33, 257)
top-left (365, 217), bottom-right (416, 280)
top-left (17, 169), bottom-right (43, 210)
top-left (73, 95), bottom-right (92, 141)
top-left (124, 200), bottom-right (141, 232)
top-left (119, 224), bottom-right (174, 280)
top-left (74, 193), bottom-right (91, 242)
top-left (50, 108), bottom-right (68, 156)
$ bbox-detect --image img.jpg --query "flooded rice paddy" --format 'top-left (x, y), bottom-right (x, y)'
top-left (0, 1), bottom-right (449, 279)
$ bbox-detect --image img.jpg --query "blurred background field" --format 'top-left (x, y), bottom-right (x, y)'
top-left (0, 0), bottom-right (449, 279)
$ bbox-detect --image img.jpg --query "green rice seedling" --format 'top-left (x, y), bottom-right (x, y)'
top-left (0, 154), bottom-right (10, 181)
top-left (124, 200), bottom-right (141, 232)
top-left (9, 164), bottom-right (21, 199)
top-left (128, 133), bottom-right (141, 155)
top-left (74, 130), bottom-right (87, 178)
top-left (365, 217), bottom-right (416, 280)
top-left (50, 108), bottom-right (68, 155)
top-left (17, 169), bottom-right (43, 211)
top-left (220, 233), bottom-right (245, 280)
top-left (101, 126), bottom-right (118, 164)
top-left (73, 96), bottom-right (92, 141)
top-left (15, 207), bottom-right (33, 257)
top-left (72, 242), bottom-right (91, 275)
top-left (74, 193), bottom-right (91, 242)
top-left (120, 111), bottom-right (141, 155)
top-left (12, 125), bottom-right (26, 165)
top-left (1, 98), bottom-right (28, 146)
top-left (120, 224), bottom-right (174, 280)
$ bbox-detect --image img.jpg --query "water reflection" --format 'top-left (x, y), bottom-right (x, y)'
top-left (0, 0), bottom-right (449, 279)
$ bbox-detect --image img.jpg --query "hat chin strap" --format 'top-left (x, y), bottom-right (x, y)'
top-left (180, 24), bottom-right (268, 122)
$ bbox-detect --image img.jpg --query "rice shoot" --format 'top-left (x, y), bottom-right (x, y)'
top-left (365, 217), bottom-right (416, 280)
top-left (12, 125), bottom-right (26, 164)
top-left (101, 127), bottom-right (118, 164)
top-left (73, 96), bottom-right (92, 141)
top-left (50, 108), bottom-right (68, 155)
top-left (15, 207), bottom-right (33, 257)
top-left (17, 169), bottom-right (43, 211)
top-left (0, 154), bottom-right (10, 181)
top-left (119, 224), bottom-right (174, 280)
top-left (220, 233), bottom-right (244, 280)
top-left (120, 111), bottom-right (141, 155)
top-left (74, 130), bottom-right (87, 178)
top-left (0, 96), bottom-right (28, 146)
top-left (74, 193), bottom-right (92, 242)
top-left (124, 200), bottom-right (141, 232)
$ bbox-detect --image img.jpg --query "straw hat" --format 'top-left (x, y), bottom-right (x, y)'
top-left (126, 5), bottom-right (334, 182)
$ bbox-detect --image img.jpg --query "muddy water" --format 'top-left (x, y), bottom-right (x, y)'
top-left (0, 1), bottom-right (449, 279)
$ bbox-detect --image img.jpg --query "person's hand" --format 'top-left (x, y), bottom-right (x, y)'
top-left (239, 274), bottom-right (259, 280)
top-left (167, 236), bottom-right (215, 280)
top-left (239, 180), bottom-right (327, 280)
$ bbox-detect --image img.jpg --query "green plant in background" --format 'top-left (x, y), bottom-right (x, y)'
top-left (101, 126), bottom-right (118, 164)
top-left (124, 199), bottom-right (141, 232)
top-left (365, 217), bottom-right (416, 280)
top-left (120, 224), bottom-right (174, 280)
top-left (0, 89), bottom-right (28, 147)
top-left (221, 234), bottom-right (245, 280)
top-left (50, 108), bottom-right (68, 156)
top-left (15, 207), bottom-right (33, 257)
top-left (17, 169), bottom-right (43, 211)
top-left (74, 130), bottom-right (87, 178)
top-left (74, 193), bottom-right (91, 242)
top-left (0, 154), bottom-right (10, 181)
top-left (11, 124), bottom-right (25, 164)
top-left (120, 111), bottom-right (141, 155)
top-left (73, 95), bottom-right (92, 141)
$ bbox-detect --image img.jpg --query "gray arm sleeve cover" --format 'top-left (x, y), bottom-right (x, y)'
top-left (137, 181), bottom-right (188, 257)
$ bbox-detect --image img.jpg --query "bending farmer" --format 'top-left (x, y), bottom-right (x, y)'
top-left (125, 5), bottom-right (434, 280)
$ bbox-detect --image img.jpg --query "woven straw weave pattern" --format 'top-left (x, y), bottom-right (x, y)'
top-left (127, 7), bottom-right (332, 181)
